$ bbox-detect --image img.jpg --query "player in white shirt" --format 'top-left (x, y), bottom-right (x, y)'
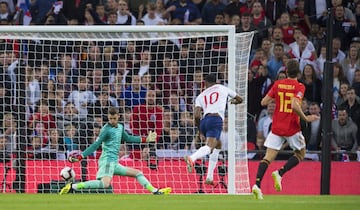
top-left (184, 74), bottom-right (243, 185)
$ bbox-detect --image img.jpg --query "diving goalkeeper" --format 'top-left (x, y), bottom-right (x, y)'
top-left (59, 107), bottom-right (171, 195)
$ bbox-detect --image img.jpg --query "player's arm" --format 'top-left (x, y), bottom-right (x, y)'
top-left (68, 127), bottom-right (107, 162)
top-left (194, 106), bottom-right (202, 130)
top-left (261, 95), bottom-right (273, 106)
top-left (291, 97), bottom-right (319, 122)
top-left (229, 95), bottom-right (243, 104)
top-left (122, 128), bottom-right (157, 143)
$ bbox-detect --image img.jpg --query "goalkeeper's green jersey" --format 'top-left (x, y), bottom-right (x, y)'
top-left (81, 123), bottom-right (141, 162)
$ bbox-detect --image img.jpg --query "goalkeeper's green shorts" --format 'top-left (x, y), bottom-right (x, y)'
top-left (96, 161), bottom-right (127, 179)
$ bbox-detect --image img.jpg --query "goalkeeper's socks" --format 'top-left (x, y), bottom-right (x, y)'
top-left (136, 173), bottom-right (156, 192)
top-left (72, 182), bottom-right (85, 190)
top-left (190, 145), bottom-right (211, 162)
top-left (74, 180), bottom-right (104, 189)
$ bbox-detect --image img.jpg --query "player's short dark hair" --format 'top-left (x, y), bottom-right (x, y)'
top-left (286, 59), bottom-right (300, 78)
top-left (205, 73), bottom-right (217, 83)
top-left (108, 107), bottom-right (119, 115)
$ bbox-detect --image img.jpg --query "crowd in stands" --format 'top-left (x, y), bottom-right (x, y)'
top-left (0, 0), bottom-right (359, 163)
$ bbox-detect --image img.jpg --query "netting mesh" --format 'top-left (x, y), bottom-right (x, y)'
top-left (0, 26), bottom-right (253, 194)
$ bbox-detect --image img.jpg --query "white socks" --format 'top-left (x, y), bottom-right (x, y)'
top-left (190, 145), bottom-right (211, 162)
top-left (206, 149), bottom-right (220, 181)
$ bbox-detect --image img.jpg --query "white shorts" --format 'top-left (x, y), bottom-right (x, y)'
top-left (264, 131), bottom-right (306, 151)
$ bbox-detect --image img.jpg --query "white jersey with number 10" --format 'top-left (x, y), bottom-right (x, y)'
top-left (195, 84), bottom-right (237, 120)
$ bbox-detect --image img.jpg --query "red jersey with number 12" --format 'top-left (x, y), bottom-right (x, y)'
top-left (267, 78), bottom-right (305, 136)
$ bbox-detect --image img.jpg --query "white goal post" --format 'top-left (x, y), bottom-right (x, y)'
top-left (0, 25), bottom-right (253, 194)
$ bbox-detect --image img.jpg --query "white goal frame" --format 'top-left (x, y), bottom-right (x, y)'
top-left (0, 25), bottom-right (253, 194)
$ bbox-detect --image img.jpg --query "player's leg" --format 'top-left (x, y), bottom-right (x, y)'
top-left (114, 164), bottom-right (171, 195)
top-left (272, 132), bottom-right (306, 191)
top-left (185, 116), bottom-right (222, 173)
top-left (252, 132), bottom-right (283, 199)
top-left (205, 141), bottom-right (222, 185)
top-left (59, 162), bottom-right (115, 194)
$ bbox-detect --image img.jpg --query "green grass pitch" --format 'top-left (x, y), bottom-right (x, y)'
top-left (1, 194), bottom-right (359, 210)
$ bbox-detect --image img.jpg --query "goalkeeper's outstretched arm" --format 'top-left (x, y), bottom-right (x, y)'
top-left (122, 128), bottom-right (157, 143)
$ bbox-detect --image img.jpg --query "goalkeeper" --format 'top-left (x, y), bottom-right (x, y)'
top-left (59, 107), bottom-right (171, 195)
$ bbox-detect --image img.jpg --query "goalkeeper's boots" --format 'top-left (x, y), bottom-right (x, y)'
top-left (59, 182), bottom-right (73, 195)
top-left (205, 179), bottom-right (215, 185)
top-left (271, 170), bottom-right (282, 192)
top-left (153, 187), bottom-right (172, 195)
top-left (252, 184), bottom-right (263, 200)
top-left (184, 156), bottom-right (194, 173)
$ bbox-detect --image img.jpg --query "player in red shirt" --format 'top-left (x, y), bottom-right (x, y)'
top-left (252, 60), bottom-right (319, 199)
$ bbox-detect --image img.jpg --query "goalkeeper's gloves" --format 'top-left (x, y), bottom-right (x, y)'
top-left (68, 150), bottom-right (83, 163)
top-left (142, 131), bottom-right (157, 143)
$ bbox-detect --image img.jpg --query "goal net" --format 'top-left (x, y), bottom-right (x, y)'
top-left (0, 26), bottom-right (253, 194)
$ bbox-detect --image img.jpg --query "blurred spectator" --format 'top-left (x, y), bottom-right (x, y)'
top-left (0, 1), bottom-right (11, 21)
top-left (107, 10), bottom-right (118, 25)
top-left (43, 79), bottom-right (59, 114)
top-left (25, 66), bottom-right (41, 113)
top-left (166, 127), bottom-right (189, 150)
top-left (279, 12), bottom-right (295, 45)
top-left (89, 89), bottom-right (118, 121)
top-left (332, 5), bottom-right (358, 52)
top-left (63, 124), bottom-right (79, 153)
top-left (95, 3), bottom-right (106, 23)
top-left (307, 23), bottom-right (326, 56)
top-left (156, 60), bottom-right (186, 106)
top-left (339, 87), bottom-right (360, 141)
top-left (219, 116), bottom-right (240, 152)
top-left (165, 0), bottom-right (202, 25)
top-left (290, 0), bottom-right (308, 35)
top-left (353, 69), bottom-right (360, 96)
top-left (304, 0), bottom-right (329, 31)
top-left (2, 113), bottom-right (16, 155)
top-left (67, 76), bottom-right (97, 118)
top-left (257, 101), bottom-right (275, 153)
top-left (264, 0), bottom-right (287, 25)
top-left (106, 0), bottom-right (118, 12)
top-left (331, 107), bottom-right (358, 160)
top-left (0, 134), bottom-right (10, 162)
top-left (251, 1), bottom-right (272, 42)
top-left (267, 43), bottom-right (284, 80)
top-left (336, 82), bottom-right (350, 107)
top-left (28, 102), bottom-right (56, 133)
top-left (141, 2), bottom-right (165, 25)
top-left (288, 35), bottom-right (316, 72)
top-left (131, 90), bottom-right (163, 138)
top-left (260, 39), bottom-right (272, 61)
top-left (333, 62), bottom-right (348, 104)
top-left (201, 0), bottom-right (226, 24)
top-left (247, 69), bottom-right (268, 120)
top-left (179, 111), bottom-right (196, 146)
top-left (158, 108), bottom-right (173, 149)
top-left (299, 64), bottom-right (322, 105)
top-left (116, 0), bottom-right (136, 25)
top-left (119, 74), bottom-right (147, 109)
top-left (30, 0), bottom-right (56, 24)
top-left (341, 46), bottom-right (360, 85)
top-left (128, 0), bottom-right (148, 20)
top-left (47, 128), bottom-right (65, 160)
top-left (301, 102), bottom-right (322, 161)
top-left (332, 38), bottom-right (346, 63)
top-left (237, 12), bottom-right (259, 50)
top-left (141, 73), bottom-right (156, 91)
top-left (270, 27), bottom-right (291, 56)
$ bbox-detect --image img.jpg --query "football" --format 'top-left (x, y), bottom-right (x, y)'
top-left (60, 166), bottom-right (75, 182)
